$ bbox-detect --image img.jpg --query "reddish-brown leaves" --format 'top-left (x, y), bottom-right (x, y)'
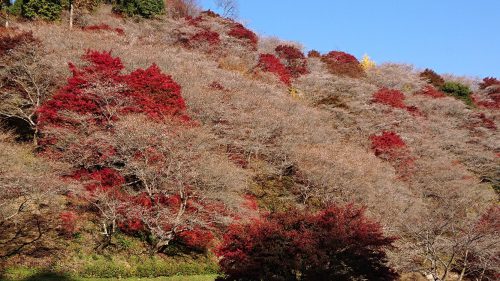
top-left (216, 204), bottom-right (398, 281)
top-left (228, 23), bottom-right (258, 49)
top-left (321, 51), bottom-right (364, 78)
top-left (82, 24), bottom-right (125, 36)
top-left (257, 54), bottom-right (291, 86)
top-left (275, 45), bottom-right (308, 78)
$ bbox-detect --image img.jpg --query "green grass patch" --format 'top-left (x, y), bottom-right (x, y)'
top-left (0, 269), bottom-right (217, 281)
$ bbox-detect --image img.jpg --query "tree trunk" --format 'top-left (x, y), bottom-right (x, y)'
top-left (457, 250), bottom-right (468, 281)
top-left (33, 127), bottom-right (38, 146)
top-left (69, 4), bottom-right (74, 29)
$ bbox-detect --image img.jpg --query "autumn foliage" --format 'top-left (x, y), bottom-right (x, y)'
top-left (321, 51), bottom-right (364, 78)
top-left (216, 205), bottom-right (398, 281)
top-left (419, 68), bottom-right (445, 88)
top-left (479, 77), bottom-right (500, 90)
top-left (256, 53), bottom-right (291, 86)
top-left (37, 50), bottom-right (187, 127)
top-left (188, 30), bottom-right (221, 48)
top-left (36, 50), bottom-right (222, 251)
top-left (82, 24), bottom-right (125, 36)
top-left (473, 77), bottom-right (500, 109)
top-left (370, 131), bottom-right (406, 157)
top-left (370, 131), bottom-right (414, 179)
top-left (373, 88), bottom-right (423, 116)
top-left (307, 50), bottom-right (321, 58)
top-left (228, 23), bottom-right (258, 49)
top-left (275, 45), bottom-right (308, 78)
top-left (416, 85), bottom-right (446, 98)
top-left (372, 88), bottom-right (407, 108)
top-left (0, 29), bottom-right (39, 56)
top-left (60, 211), bottom-right (79, 236)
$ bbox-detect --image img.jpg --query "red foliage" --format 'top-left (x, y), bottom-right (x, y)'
top-left (372, 88), bottom-right (423, 116)
top-left (0, 29), bottom-right (39, 56)
top-left (119, 218), bottom-right (144, 232)
top-left (406, 105), bottom-right (425, 117)
top-left (209, 81), bottom-right (225, 91)
top-left (60, 211), bottom-right (78, 236)
top-left (372, 88), bottom-right (407, 108)
top-left (228, 23), bottom-right (258, 49)
top-left (323, 51), bottom-right (358, 64)
top-left (87, 168), bottom-right (125, 192)
top-left (479, 77), bottom-right (500, 90)
top-left (472, 93), bottom-right (500, 109)
top-left (82, 24), bottom-right (125, 36)
top-left (200, 9), bottom-right (220, 18)
top-left (321, 51), bottom-right (364, 78)
top-left (370, 131), bottom-right (415, 180)
top-left (256, 54), bottom-right (291, 86)
top-left (186, 15), bottom-right (204, 27)
top-left (275, 45), bottom-right (308, 78)
top-left (216, 205), bottom-right (398, 281)
top-left (417, 85), bottom-right (446, 98)
top-left (176, 228), bottom-right (214, 251)
top-left (419, 68), bottom-right (444, 88)
top-left (370, 131), bottom-right (406, 156)
top-left (187, 30), bottom-right (221, 48)
top-left (307, 50), bottom-right (321, 58)
top-left (38, 50), bottom-right (187, 126)
top-left (225, 145), bottom-right (248, 168)
top-left (473, 113), bottom-right (497, 130)
top-left (123, 64), bottom-right (187, 120)
top-left (476, 205), bottom-right (500, 233)
top-left (242, 194), bottom-right (258, 211)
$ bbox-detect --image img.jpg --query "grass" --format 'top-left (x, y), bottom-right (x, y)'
top-left (81, 275), bottom-right (217, 281)
top-left (0, 273), bottom-right (217, 281)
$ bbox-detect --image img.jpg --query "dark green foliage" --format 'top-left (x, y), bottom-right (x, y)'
top-left (21, 0), bottom-right (63, 20)
top-left (114, 0), bottom-right (164, 18)
top-left (440, 81), bottom-right (473, 106)
top-left (4, 0), bottom-right (24, 16)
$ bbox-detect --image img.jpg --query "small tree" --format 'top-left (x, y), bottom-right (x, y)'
top-left (0, 30), bottom-right (55, 144)
top-left (22, 0), bottom-right (63, 20)
top-left (114, 0), bottom-right (165, 18)
top-left (216, 204), bottom-right (399, 281)
top-left (215, 0), bottom-right (237, 19)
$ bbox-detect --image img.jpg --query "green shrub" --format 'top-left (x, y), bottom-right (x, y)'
top-left (81, 258), bottom-right (133, 278)
top-left (135, 257), bottom-right (218, 277)
top-left (114, 0), bottom-right (164, 18)
top-left (2, 266), bottom-right (40, 280)
top-left (4, 0), bottom-right (24, 16)
top-left (440, 81), bottom-right (473, 106)
top-left (21, 0), bottom-right (64, 20)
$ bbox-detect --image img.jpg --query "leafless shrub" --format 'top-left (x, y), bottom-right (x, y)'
top-left (367, 63), bottom-right (426, 93)
top-left (0, 31), bottom-right (58, 144)
top-left (215, 0), bottom-right (238, 19)
top-left (0, 133), bottom-right (71, 258)
top-left (258, 36), bottom-right (303, 55)
top-left (165, 0), bottom-right (201, 19)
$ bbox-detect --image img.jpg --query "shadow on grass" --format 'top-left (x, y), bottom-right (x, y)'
top-left (21, 272), bottom-right (75, 281)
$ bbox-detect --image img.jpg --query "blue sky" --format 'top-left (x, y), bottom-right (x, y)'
top-left (200, 0), bottom-right (499, 78)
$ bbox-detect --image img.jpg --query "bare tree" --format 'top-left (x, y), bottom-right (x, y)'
top-left (113, 116), bottom-right (246, 252)
top-left (0, 31), bottom-right (56, 145)
top-left (0, 134), bottom-right (69, 258)
top-left (215, 0), bottom-right (238, 18)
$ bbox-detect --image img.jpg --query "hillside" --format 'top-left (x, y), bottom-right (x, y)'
top-left (0, 3), bottom-right (499, 281)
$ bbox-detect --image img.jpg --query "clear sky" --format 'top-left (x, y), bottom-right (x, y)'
top-left (200, 0), bottom-right (499, 78)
